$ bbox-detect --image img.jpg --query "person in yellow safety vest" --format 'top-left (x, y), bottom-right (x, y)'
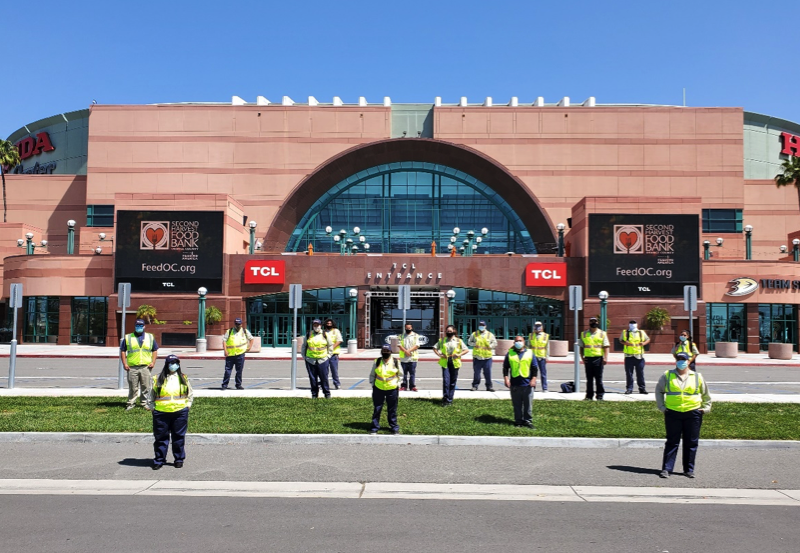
top-left (503, 335), bottom-right (538, 428)
top-left (468, 320), bottom-right (498, 392)
top-left (120, 318), bottom-right (159, 411)
top-left (145, 354), bottom-right (193, 470)
top-left (579, 316), bottom-right (609, 400)
top-left (368, 344), bottom-right (404, 434)
top-left (302, 319), bottom-right (333, 398)
top-left (398, 323), bottom-right (420, 392)
top-left (324, 319), bottom-right (344, 390)
top-left (433, 325), bottom-right (469, 407)
top-left (655, 352), bottom-right (712, 479)
top-left (527, 321), bottom-right (550, 392)
top-left (221, 318), bottom-right (254, 390)
top-left (671, 330), bottom-right (700, 370)
top-left (620, 319), bottom-right (651, 395)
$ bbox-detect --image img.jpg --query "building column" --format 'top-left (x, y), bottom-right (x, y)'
top-left (58, 296), bottom-right (71, 345)
top-left (746, 304), bottom-right (760, 354)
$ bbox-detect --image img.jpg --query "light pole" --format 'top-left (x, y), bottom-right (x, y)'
top-left (446, 289), bottom-right (456, 327)
top-left (18, 232), bottom-right (47, 255)
top-left (249, 221), bottom-right (257, 254)
top-left (196, 287), bottom-right (208, 352)
top-left (326, 226), bottom-right (369, 255)
top-left (348, 288), bottom-right (358, 348)
top-left (703, 237), bottom-right (723, 260)
top-left (744, 225), bottom-right (753, 260)
top-left (448, 227), bottom-right (487, 256)
top-left (598, 291), bottom-right (609, 331)
top-left (556, 223), bottom-right (566, 257)
top-left (67, 220), bottom-right (76, 255)
top-left (794, 239), bottom-right (800, 262)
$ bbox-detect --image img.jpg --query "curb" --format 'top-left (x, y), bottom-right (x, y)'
top-left (2, 432), bottom-right (799, 449)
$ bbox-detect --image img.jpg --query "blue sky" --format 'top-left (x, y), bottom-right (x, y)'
top-left (3, 0), bottom-right (796, 137)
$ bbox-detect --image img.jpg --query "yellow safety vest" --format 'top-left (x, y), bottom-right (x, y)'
top-left (437, 337), bottom-right (463, 369)
top-left (675, 342), bottom-right (697, 357)
top-left (399, 332), bottom-right (419, 362)
top-left (329, 328), bottom-right (343, 355)
top-left (663, 370), bottom-right (704, 412)
top-left (582, 330), bottom-right (607, 357)
top-left (471, 331), bottom-right (495, 359)
top-left (373, 358), bottom-right (401, 390)
top-left (152, 374), bottom-right (190, 413)
top-left (508, 349), bottom-right (534, 379)
top-left (623, 330), bottom-right (647, 356)
top-left (125, 333), bottom-right (154, 366)
top-left (528, 332), bottom-right (549, 359)
top-left (306, 332), bottom-right (330, 360)
top-left (225, 328), bottom-right (249, 357)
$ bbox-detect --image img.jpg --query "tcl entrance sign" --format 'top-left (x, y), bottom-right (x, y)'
top-left (244, 260), bottom-right (286, 284)
top-left (525, 263), bottom-right (566, 287)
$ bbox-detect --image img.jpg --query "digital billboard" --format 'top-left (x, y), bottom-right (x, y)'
top-left (588, 214), bottom-right (700, 297)
top-left (115, 211), bottom-right (224, 293)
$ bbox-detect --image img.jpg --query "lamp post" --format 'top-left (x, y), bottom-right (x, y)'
top-left (249, 221), bottom-right (257, 254)
top-left (744, 225), bottom-right (753, 260)
top-left (348, 288), bottom-right (358, 349)
top-left (446, 289), bottom-right (456, 326)
top-left (67, 220), bottom-right (76, 255)
top-left (196, 287), bottom-right (208, 352)
top-left (556, 223), bottom-right (566, 257)
top-left (780, 245), bottom-right (788, 256)
top-left (448, 227), bottom-right (487, 256)
top-left (98, 233), bottom-right (114, 252)
top-left (703, 237), bottom-right (723, 260)
top-left (598, 290), bottom-right (609, 332)
top-left (18, 232), bottom-right (47, 255)
top-left (326, 226), bottom-right (368, 255)
top-left (794, 239), bottom-right (800, 262)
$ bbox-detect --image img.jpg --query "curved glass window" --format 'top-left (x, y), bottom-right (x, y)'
top-left (287, 161), bottom-right (536, 254)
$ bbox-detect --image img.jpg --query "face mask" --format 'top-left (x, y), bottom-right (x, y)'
top-left (313, 327), bottom-right (322, 334)
top-left (405, 328), bottom-right (412, 334)
top-left (514, 341), bottom-right (524, 350)
top-left (134, 326), bottom-right (144, 334)
top-left (680, 336), bottom-right (687, 342)
top-left (168, 363), bottom-right (179, 372)
top-left (589, 322), bottom-right (598, 328)
top-left (479, 326), bottom-right (486, 332)
top-left (382, 353), bottom-right (391, 359)
top-left (446, 331), bottom-right (454, 337)
top-left (629, 324), bottom-right (637, 331)
top-left (535, 326), bottom-right (542, 332)
top-left (326, 325), bottom-right (332, 329)
top-left (676, 361), bottom-right (688, 370)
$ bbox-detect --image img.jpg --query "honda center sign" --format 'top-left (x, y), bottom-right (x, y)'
top-left (525, 263), bottom-right (567, 287)
top-left (244, 260), bottom-right (286, 284)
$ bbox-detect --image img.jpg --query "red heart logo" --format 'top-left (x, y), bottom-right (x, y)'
top-left (146, 227), bottom-right (164, 245)
top-left (619, 231), bottom-right (638, 250)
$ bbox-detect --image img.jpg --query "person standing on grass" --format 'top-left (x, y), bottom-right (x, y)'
top-left (579, 316), bottom-right (609, 401)
top-left (398, 323), bottom-right (420, 391)
top-left (303, 319), bottom-right (333, 398)
top-left (468, 320), bottom-right (497, 392)
top-left (221, 318), bottom-right (254, 390)
top-left (325, 319), bottom-right (344, 390)
top-left (146, 354), bottom-right (193, 470)
top-left (655, 352), bottom-right (712, 479)
top-left (120, 318), bottom-right (158, 411)
top-left (368, 344), bottom-right (404, 435)
top-left (433, 325), bottom-right (469, 407)
top-left (503, 335), bottom-right (537, 428)
top-left (620, 319), bottom-right (650, 395)
top-left (527, 321), bottom-right (549, 392)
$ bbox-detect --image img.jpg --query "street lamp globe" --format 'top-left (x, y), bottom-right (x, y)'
top-left (716, 237), bottom-right (724, 246)
top-left (353, 226), bottom-right (360, 235)
top-left (99, 233), bottom-right (106, 240)
top-left (703, 240), bottom-right (710, 246)
top-left (197, 287), bottom-right (208, 297)
top-left (481, 227), bottom-right (489, 235)
top-left (363, 243), bottom-right (370, 250)
top-left (793, 239), bottom-right (800, 246)
top-left (359, 235), bottom-right (365, 243)
top-left (325, 226), bottom-right (332, 234)
top-left (249, 221), bottom-right (257, 229)
top-left (351, 245), bottom-right (359, 253)
top-left (40, 240), bottom-right (47, 247)
top-left (94, 247), bottom-right (102, 254)
top-left (453, 227), bottom-right (460, 235)
top-left (17, 239), bottom-right (23, 246)
top-left (450, 236), bottom-right (457, 243)
top-left (333, 235), bottom-right (341, 242)
top-left (446, 289), bottom-right (456, 300)
top-left (556, 223), bottom-right (566, 231)
top-left (475, 237), bottom-right (482, 244)
top-left (25, 233), bottom-right (33, 240)
top-left (349, 288), bottom-right (358, 298)
top-left (598, 291), bottom-right (609, 300)
top-left (744, 225), bottom-right (753, 233)
top-left (67, 220), bottom-right (76, 228)
top-left (781, 245), bottom-right (788, 253)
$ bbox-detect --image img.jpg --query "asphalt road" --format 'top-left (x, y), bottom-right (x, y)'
top-left (2, 358), bottom-right (800, 394)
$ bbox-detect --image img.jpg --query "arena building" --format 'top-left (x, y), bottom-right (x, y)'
top-left (3, 95), bottom-right (800, 353)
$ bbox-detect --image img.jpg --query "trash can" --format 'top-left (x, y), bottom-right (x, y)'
top-left (347, 339), bottom-right (357, 354)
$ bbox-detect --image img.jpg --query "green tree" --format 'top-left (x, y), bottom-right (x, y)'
top-left (775, 156), bottom-right (800, 211)
top-left (0, 139), bottom-right (22, 223)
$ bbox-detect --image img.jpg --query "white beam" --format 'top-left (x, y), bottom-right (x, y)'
top-left (282, 96), bottom-right (295, 106)
top-left (484, 97), bottom-right (493, 107)
top-left (582, 97), bottom-right (596, 107)
top-left (308, 96), bottom-right (319, 106)
top-left (459, 97), bottom-right (468, 107)
top-left (256, 96), bottom-right (270, 106)
top-left (509, 97), bottom-right (518, 107)
top-left (434, 97), bottom-right (442, 107)
top-left (383, 97), bottom-right (391, 107)
top-left (557, 96), bottom-right (570, 107)
top-left (533, 97), bottom-right (545, 107)
top-left (333, 96), bottom-right (344, 106)
top-left (358, 97), bottom-right (368, 106)
top-left (232, 96), bottom-right (247, 106)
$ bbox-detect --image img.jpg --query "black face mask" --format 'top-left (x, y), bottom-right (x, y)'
top-left (446, 331), bottom-right (455, 337)
top-left (382, 353), bottom-right (391, 359)
top-left (405, 329), bottom-right (412, 334)
top-left (589, 322), bottom-right (598, 328)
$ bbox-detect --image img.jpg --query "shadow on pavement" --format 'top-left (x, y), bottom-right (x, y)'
top-left (119, 458), bottom-right (154, 468)
top-left (607, 465), bottom-right (662, 475)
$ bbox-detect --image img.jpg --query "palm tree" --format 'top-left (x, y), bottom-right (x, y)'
top-left (775, 156), bottom-right (800, 212)
top-left (0, 139), bottom-right (21, 223)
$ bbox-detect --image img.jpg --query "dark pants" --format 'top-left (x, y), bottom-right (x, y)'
top-left (584, 357), bottom-right (605, 399)
top-left (624, 356), bottom-right (646, 392)
top-left (472, 358), bottom-right (493, 389)
top-left (510, 385), bottom-right (533, 425)
top-left (153, 407), bottom-right (189, 466)
top-left (442, 361), bottom-right (459, 403)
top-left (371, 386), bottom-right (399, 432)
top-left (662, 409), bottom-right (703, 473)
top-left (534, 357), bottom-right (548, 391)
top-left (401, 362), bottom-right (417, 388)
top-left (222, 353), bottom-right (245, 388)
top-left (305, 358), bottom-right (331, 398)
top-left (329, 354), bottom-right (340, 387)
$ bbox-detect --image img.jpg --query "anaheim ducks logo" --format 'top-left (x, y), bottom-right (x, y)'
top-left (725, 277), bottom-right (759, 297)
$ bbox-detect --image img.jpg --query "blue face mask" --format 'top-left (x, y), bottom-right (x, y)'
top-left (679, 336), bottom-right (687, 342)
top-left (135, 326), bottom-right (144, 334)
top-left (676, 361), bottom-right (688, 370)
top-left (168, 363), bottom-right (179, 372)
top-left (479, 326), bottom-right (486, 332)
top-left (514, 341), bottom-right (524, 350)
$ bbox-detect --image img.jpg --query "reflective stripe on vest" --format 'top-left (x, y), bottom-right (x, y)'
top-left (374, 358), bottom-right (400, 390)
top-left (528, 332), bottom-right (549, 358)
top-left (508, 349), bottom-right (534, 379)
top-left (675, 342), bottom-right (696, 356)
top-left (126, 333), bottom-right (154, 366)
top-left (664, 370), bottom-right (703, 412)
top-left (330, 329), bottom-right (343, 355)
top-left (225, 328), bottom-right (249, 357)
top-left (471, 331), bottom-right (495, 359)
top-left (306, 332), bottom-right (330, 359)
top-left (623, 330), bottom-right (646, 355)
top-left (582, 330), bottom-right (606, 357)
top-left (152, 374), bottom-right (189, 413)
top-left (437, 338), bottom-right (463, 369)
top-left (399, 333), bottom-right (419, 361)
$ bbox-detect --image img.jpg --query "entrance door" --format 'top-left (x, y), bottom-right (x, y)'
top-left (369, 294), bottom-right (439, 348)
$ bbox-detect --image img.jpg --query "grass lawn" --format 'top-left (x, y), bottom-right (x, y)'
top-left (0, 397), bottom-right (798, 440)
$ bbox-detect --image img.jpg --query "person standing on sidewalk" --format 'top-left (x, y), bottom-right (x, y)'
top-left (325, 319), bottom-right (344, 390)
top-left (368, 344), bottom-right (404, 434)
top-left (503, 335), bottom-right (537, 428)
top-left (671, 330), bottom-right (700, 370)
top-left (528, 321), bottom-right (550, 392)
top-left (221, 318), bottom-right (254, 390)
top-left (620, 319), bottom-right (650, 395)
top-left (433, 325), bottom-right (469, 407)
top-left (655, 352), bottom-right (712, 479)
top-left (398, 323), bottom-right (420, 391)
top-left (146, 354), bottom-right (193, 470)
top-left (468, 320), bottom-right (497, 392)
top-left (120, 318), bottom-right (158, 411)
top-left (303, 319), bottom-right (333, 398)
top-left (579, 316), bottom-right (609, 400)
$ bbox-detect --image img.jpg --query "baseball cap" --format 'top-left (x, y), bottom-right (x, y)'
top-left (676, 352), bottom-right (690, 361)
top-left (381, 344), bottom-right (392, 353)
top-left (629, 320), bottom-right (637, 324)
top-left (234, 318), bottom-right (243, 324)
top-left (478, 320), bottom-right (486, 326)
top-left (135, 319), bottom-right (145, 325)
top-left (534, 321), bottom-right (543, 326)
top-left (589, 316), bottom-right (598, 322)
top-left (165, 354), bottom-right (180, 364)
top-left (312, 319), bottom-right (322, 325)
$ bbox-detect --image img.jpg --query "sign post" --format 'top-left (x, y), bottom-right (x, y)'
top-left (398, 285), bottom-right (411, 332)
top-left (8, 283), bottom-right (23, 389)
top-left (684, 285), bottom-right (698, 339)
top-left (569, 285), bottom-right (583, 395)
top-left (289, 284), bottom-right (302, 390)
top-left (117, 283), bottom-right (131, 389)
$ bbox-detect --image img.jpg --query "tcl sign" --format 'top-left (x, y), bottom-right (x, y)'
top-left (244, 260), bottom-right (285, 284)
top-left (525, 263), bottom-right (566, 287)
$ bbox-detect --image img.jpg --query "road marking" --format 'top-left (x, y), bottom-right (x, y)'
top-left (0, 479), bottom-right (798, 506)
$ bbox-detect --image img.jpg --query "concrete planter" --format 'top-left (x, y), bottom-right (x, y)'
top-left (549, 340), bottom-right (569, 357)
top-left (495, 339), bottom-right (514, 357)
top-left (714, 342), bottom-right (738, 358)
top-left (206, 335), bottom-right (224, 351)
top-left (249, 339), bottom-right (261, 353)
top-left (768, 342), bottom-right (793, 360)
